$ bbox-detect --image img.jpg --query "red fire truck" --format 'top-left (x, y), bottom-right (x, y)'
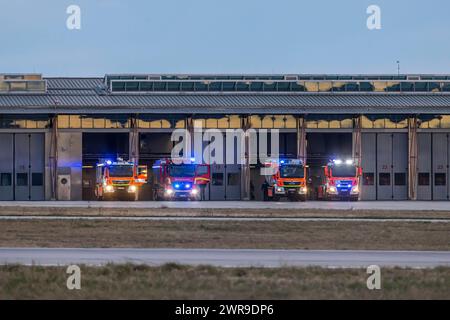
top-left (95, 158), bottom-right (147, 201)
top-left (322, 159), bottom-right (362, 201)
top-left (152, 158), bottom-right (210, 200)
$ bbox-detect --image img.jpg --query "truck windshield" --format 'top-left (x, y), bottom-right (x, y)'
top-left (279, 165), bottom-right (304, 178)
top-left (331, 165), bottom-right (357, 177)
top-left (109, 165), bottom-right (133, 177)
top-left (169, 164), bottom-right (196, 177)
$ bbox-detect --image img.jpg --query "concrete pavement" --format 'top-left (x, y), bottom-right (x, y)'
top-left (1, 248), bottom-right (449, 268)
top-left (0, 200), bottom-right (449, 211)
top-left (0, 215), bottom-right (448, 223)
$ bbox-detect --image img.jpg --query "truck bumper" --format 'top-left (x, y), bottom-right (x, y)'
top-left (327, 192), bottom-right (359, 201)
top-left (165, 191), bottom-right (199, 200)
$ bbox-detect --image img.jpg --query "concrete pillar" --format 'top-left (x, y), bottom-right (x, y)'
top-left (352, 115), bottom-right (362, 166)
top-left (57, 131), bottom-right (82, 200)
top-left (408, 117), bottom-right (418, 200)
top-left (186, 116), bottom-right (194, 158)
top-left (352, 116), bottom-right (362, 200)
top-left (48, 115), bottom-right (58, 200)
top-left (241, 115), bottom-right (251, 200)
top-left (129, 115), bottom-right (140, 200)
top-left (296, 116), bottom-right (307, 162)
top-left (129, 115), bottom-right (139, 163)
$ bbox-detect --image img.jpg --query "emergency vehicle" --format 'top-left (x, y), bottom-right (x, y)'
top-left (152, 158), bottom-right (210, 200)
top-left (322, 159), bottom-right (362, 201)
top-left (95, 158), bottom-right (147, 201)
top-left (262, 158), bottom-right (308, 201)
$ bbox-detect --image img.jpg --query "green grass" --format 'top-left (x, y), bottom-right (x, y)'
top-left (0, 264), bottom-right (449, 299)
top-left (0, 219), bottom-right (449, 250)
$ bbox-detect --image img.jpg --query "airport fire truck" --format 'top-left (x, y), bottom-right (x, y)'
top-left (152, 158), bottom-right (210, 200)
top-left (95, 158), bottom-right (147, 201)
top-left (262, 159), bottom-right (308, 201)
top-left (322, 159), bottom-right (362, 201)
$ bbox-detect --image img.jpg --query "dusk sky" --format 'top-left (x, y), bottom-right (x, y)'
top-left (1, 0), bottom-right (449, 76)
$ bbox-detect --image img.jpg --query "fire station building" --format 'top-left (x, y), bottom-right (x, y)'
top-left (1, 73), bottom-right (450, 201)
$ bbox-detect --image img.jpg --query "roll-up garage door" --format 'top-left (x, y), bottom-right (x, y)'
top-left (0, 134), bottom-right (14, 200)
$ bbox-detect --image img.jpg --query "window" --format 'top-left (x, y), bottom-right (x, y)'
top-left (16, 173), bottom-right (28, 186)
top-left (280, 165), bottom-right (305, 178)
top-left (227, 173), bottom-right (240, 186)
top-left (363, 173), bottom-right (374, 186)
top-left (379, 173), bottom-right (391, 186)
top-left (0, 115), bottom-right (50, 129)
top-left (70, 115), bottom-right (82, 128)
top-left (168, 165), bottom-right (195, 178)
top-left (81, 116), bottom-right (93, 128)
top-left (418, 173), bottom-right (430, 186)
top-left (0, 173), bottom-right (12, 186)
top-left (58, 115), bottom-right (131, 129)
top-left (189, 115), bottom-right (241, 129)
top-left (332, 165), bottom-right (357, 178)
top-left (212, 173), bottom-right (223, 186)
top-left (362, 115), bottom-right (408, 129)
top-left (306, 115), bottom-right (353, 129)
top-left (93, 117), bottom-right (106, 128)
top-left (32, 173), bottom-right (44, 186)
top-left (394, 173), bottom-right (406, 186)
top-left (57, 115), bottom-right (69, 128)
top-left (435, 173), bottom-right (446, 186)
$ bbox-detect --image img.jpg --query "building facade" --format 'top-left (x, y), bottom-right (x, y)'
top-left (1, 73), bottom-right (450, 201)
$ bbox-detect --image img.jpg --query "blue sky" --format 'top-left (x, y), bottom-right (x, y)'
top-left (0, 0), bottom-right (449, 76)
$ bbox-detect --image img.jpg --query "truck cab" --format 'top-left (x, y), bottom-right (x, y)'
top-left (152, 158), bottom-right (210, 201)
top-left (323, 159), bottom-right (362, 201)
top-left (95, 158), bottom-right (145, 201)
top-left (263, 159), bottom-right (308, 201)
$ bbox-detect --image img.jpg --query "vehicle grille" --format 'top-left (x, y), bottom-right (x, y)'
top-left (112, 180), bottom-right (129, 185)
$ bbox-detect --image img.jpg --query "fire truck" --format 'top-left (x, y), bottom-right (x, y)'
top-left (95, 158), bottom-right (147, 201)
top-left (262, 159), bottom-right (308, 201)
top-left (322, 159), bottom-right (362, 201)
top-left (152, 158), bottom-right (210, 200)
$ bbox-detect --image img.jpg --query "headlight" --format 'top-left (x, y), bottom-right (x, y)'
top-left (105, 185), bottom-right (114, 193)
top-left (128, 185), bottom-right (137, 193)
top-left (299, 187), bottom-right (307, 194)
top-left (191, 188), bottom-right (198, 195)
top-left (165, 188), bottom-right (173, 195)
top-left (328, 186), bottom-right (337, 194)
top-left (275, 187), bottom-right (285, 193)
top-left (351, 185), bottom-right (359, 194)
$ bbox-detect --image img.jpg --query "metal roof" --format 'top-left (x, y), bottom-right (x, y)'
top-left (0, 77), bottom-right (449, 114)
